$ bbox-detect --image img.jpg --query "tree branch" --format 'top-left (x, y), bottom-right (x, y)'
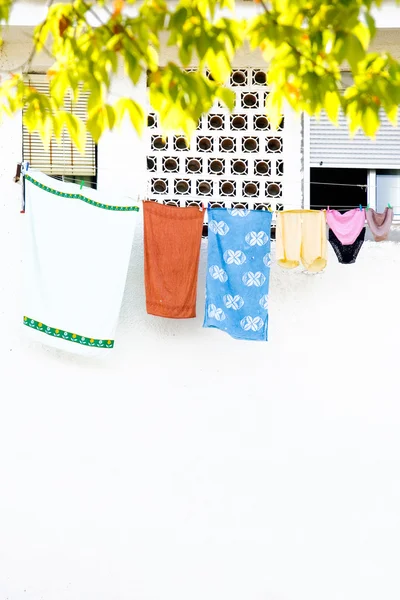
top-left (257, 0), bottom-right (339, 84)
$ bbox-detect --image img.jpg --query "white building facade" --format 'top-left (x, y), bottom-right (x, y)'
top-left (0, 1), bottom-right (305, 217)
top-left (2, 5), bottom-right (400, 600)
top-left (1, 2), bottom-right (400, 223)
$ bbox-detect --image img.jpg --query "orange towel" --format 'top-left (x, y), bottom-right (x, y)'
top-left (143, 201), bottom-right (204, 318)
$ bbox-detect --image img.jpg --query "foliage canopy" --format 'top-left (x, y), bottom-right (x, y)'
top-left (0, 0), bottom-right (399, 150)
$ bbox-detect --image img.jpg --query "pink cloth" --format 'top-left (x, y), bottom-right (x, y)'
top-left (326, 208), bottom-right (366, 245)
top-left (366, 207), bottom-right (393, 242)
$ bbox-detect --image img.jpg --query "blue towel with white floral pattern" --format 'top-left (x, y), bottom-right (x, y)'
top-left (203, 207), bottom-right (272, 341)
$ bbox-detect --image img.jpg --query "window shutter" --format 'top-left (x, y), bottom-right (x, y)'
top-left (310, 110), bottom-right (400, 169)
top-left (22, 74), bottom-right (96, 176)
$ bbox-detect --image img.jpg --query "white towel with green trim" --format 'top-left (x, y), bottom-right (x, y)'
top-left (23, 171), bottom-right (138, 355)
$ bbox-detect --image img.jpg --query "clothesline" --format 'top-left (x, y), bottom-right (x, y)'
top-left (18, 171), bottom-right (400, 198)
top-left (41, 177), bottom-right (399, 211)
top-left (310, 181), bottom-right (367, 188)
top-left (18, 166), bottom-right (400, 191)
top-left (49, 164), bottom-right (400, 190)
top-left (21, 170), bottom-right (395, 351)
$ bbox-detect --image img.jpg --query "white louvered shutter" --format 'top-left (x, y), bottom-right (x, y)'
top-left (310, 111), bottom-right (400, 169)
top-left (22, 74), bottom-right (96, 176)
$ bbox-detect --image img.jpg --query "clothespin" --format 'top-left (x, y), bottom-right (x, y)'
top-left (21, 161), bottom-right (29, 175)
top-left (388, 203), bottom-right (392, 209)
top-left (327, 205), bottom-right (330, 211)
top-left (20, 162), bottom-right (28, 214)
top-left (80, 180), bottom-right (84, 190)
top-left (366, 204), bottom-right (370, 211)
top-left (359, 204), bottom-right (363, 211)
top-left (14, 163), bottom-right (21, 183)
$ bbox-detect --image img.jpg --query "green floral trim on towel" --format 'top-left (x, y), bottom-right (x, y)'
top-left (23, 317), bottom-right (114, 348)
top-left (24, 175), bottom-right (139, 212)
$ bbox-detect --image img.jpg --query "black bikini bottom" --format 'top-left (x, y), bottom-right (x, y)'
top-left (329, 228), bottom-right (365, 264)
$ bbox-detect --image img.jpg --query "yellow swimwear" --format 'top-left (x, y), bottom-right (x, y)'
top-left (276, 210), bottom-right (327, 272)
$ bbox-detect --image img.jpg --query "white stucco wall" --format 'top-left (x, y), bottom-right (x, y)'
top-left (2, 17), bottom-right (400, 600)
top-left (2, 160), bottom-right (400, 600)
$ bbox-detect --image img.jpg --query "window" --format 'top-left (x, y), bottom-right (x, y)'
top-left (376, 170), bottom-right (400, 216)
top-left (22, 74), bottom-right (97, 188)
top-left (340, 71), bottom-right (354, 90)
top-left (310, 168), bottom-right (368, 211)
top-left (309, 167), bottom-right (400, 220)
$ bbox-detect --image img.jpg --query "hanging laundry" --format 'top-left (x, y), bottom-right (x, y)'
top-left (366, 207), bottom-right (393, 241)
top-left (143, 201), bottom-right (204, 318)
top-left (276, 210), bottom-right (327, 272)
top-left (203, 207), bottom-right (272, 341)
top-left (326, 207), bottom-right (365, 244)
top-left (328, 228), bottom-right (365, 264)
top-left (326, 208), bottom-right (366, 264)
top-left (23, 171), bottom-right (138, 354)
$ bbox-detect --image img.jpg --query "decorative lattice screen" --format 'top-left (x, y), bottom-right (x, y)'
top-left (146, 68), bottom-right (285, 232)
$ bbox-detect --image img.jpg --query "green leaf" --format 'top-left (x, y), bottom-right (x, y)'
top-left (170, 7), bottom-right (188, 31)
top-left (365, 13), bottom-right (376, 38)
top-left (124, 53), bottom-right (142, 84)
top-left (345, 34), bottom-right (366, 73)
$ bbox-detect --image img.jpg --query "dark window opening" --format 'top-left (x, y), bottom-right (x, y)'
top-left (310, 168), bottom-right (367, 211)
top-left (51, 174), bottom-right (97, 190)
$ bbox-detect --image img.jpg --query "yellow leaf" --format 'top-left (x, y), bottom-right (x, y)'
top-left (324, 91), bottom-right (340, 125)
top-left (265, 89), bottom-right (283, 131)
top-left (352, 23), bottom-right (370, 51)
top-left (361, 105), bottom-right (380, 137)
top-left (216, 87), bottom-right (235, 111)
top-left (386, 105), bottom-right (398, 127)
top-left (40, 114), bottom-right (54, 149)
top-left (104, 104), bottom-right (116, 130)
top-left (113, 98), bottom-right (145, 135)
top-left (347, 110), bottom-right (361, 138)
top-left (63, 112), bottom-right (86, 152)
top-left (206, 51), bottom-right (231, 84)
top-left (52, 114), bottom-right (63, 141)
